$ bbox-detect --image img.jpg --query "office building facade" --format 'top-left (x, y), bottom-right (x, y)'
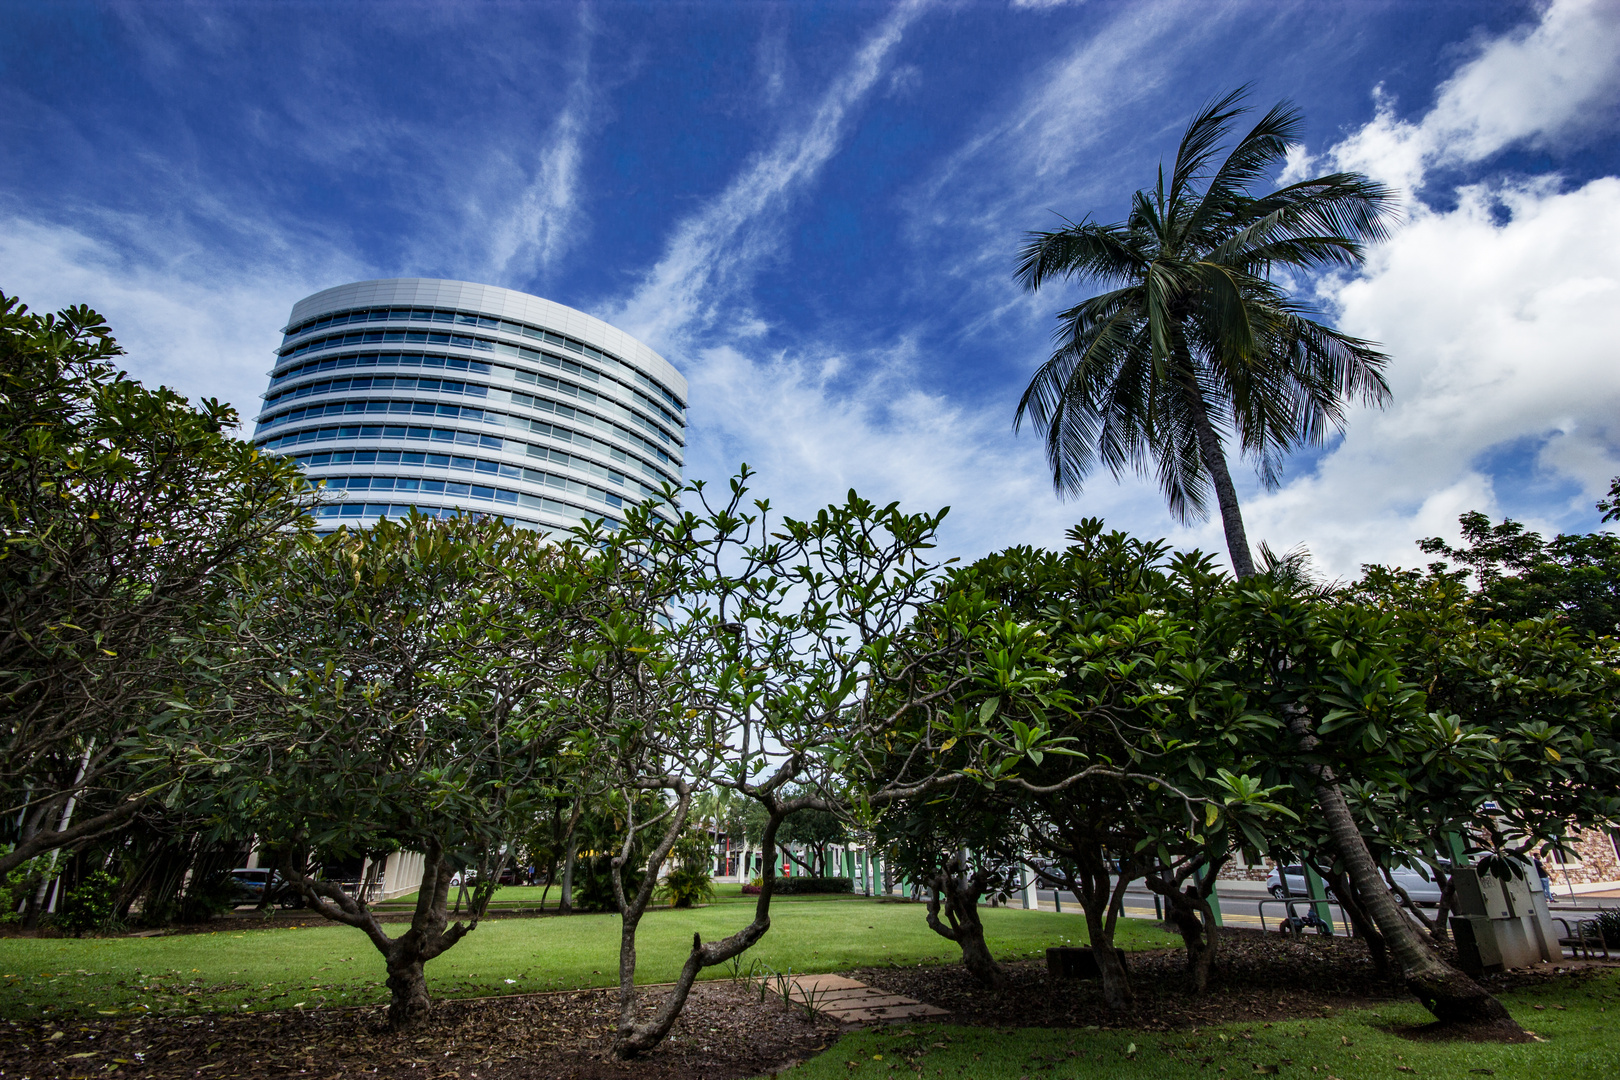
top-left (252, 279), bottom-right (685, 532)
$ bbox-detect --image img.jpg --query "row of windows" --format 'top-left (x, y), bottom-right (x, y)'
top-left (257, 420), bottom-right (680, 490)
top-left (268, 346), bottom-right (681, 439)
top-left (274, 331), bottom-right (683, 435)
top-left (280, 308), bottom-right (685, 416)
top-left (292, 446), bottom-right (664, 500)
top-left (261, 358), bottom-right (679, 449)
top-left (323, 466), bottom-right (623, 509)
top-left (269, 373), bottom-right (482, 405)
top-left (272, 351), bottom-right (492, 386)
top-left (256, 390), bottom-right (680, 472)
top-left (311, 491), bottom-right (618, 529)
top-left (312, 502), bottom-right (533, 528)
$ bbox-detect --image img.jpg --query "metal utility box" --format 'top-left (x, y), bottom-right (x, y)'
top-left (1451, 867), bottom-right (1558, 975)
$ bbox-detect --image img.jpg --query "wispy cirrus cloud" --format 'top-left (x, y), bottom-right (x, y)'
top-left (607, 0), bottom-right (931, 348)
top-left (605, 0), bottom-right (1248, 557)
top-left (450, 5), bottom-right (599, 285)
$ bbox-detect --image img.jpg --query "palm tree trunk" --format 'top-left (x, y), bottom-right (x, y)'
top-left (1183, 388), bottom-right (1256, 579)
top-left (1291, 714), bottom-right (1522, 1032)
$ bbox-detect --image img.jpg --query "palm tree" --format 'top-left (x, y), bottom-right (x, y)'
top-left (1015, 88), bottom-right (1396, 578)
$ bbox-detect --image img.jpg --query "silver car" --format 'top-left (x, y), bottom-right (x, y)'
top-left (1265, 864), bottom-right (1443, 904)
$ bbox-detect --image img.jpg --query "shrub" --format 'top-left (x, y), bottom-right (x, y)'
top-left (572, 854), bottom-right (647, 913)
top-left (172, 871), bottom-right (240, 925)
top-left (655, 832), bottom-right (716, 908)
top-left (774, 876), bottom-right (852, 895)
top-left (55, 869), bottom-right (122, 934)
top-left (0, 847), bottom-right (26, 925)
top-left (1596, 909), bottom-right (1620, 948)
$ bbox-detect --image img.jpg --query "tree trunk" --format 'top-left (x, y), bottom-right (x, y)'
top-left (614, 791), bottom-right (781, 1059)
top-left (1149, 863), bottom-right (1221, 994)
top-left (1056, 853), bottom-right (1133, 1009)
top-left (1183, 385), bottom-right (1255, 579)
top-left (559, 840), bottom-right (577, 914)
top-left (1082, 905), bottom-right (1133, 1009)
top-left (1166, 892), bottom-right (1215, 991)
top-left (923, 855), bottom-right (1007, 992)
top-left (1313, 777), bottom-right (1520, 1030)
top-left (282, 836), bottom-right (482, 1031)
top-left (1318, 863), bottom-right (1390, 977)
top-left (384, 952), bottom-right (431, 1028)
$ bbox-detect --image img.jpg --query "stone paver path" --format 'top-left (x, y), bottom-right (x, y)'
top-left (767, 973), bottom-right (949, 1024)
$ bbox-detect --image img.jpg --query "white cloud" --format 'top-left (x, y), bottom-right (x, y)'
top-left (1244, 182), bottom-right (1620, 575)
top-left (1332, 0), bottom-right (1620, 193)
top-left (680, 338), bottom-right (1158, 558)
top-left (0, 214), bottom-right (360, 433)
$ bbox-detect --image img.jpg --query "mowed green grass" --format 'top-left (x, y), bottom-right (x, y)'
top-left (781, 972), bottom-right (1620, 1080)
top-left (377, 881), bottom-right (855, 908)
top-left (0, 899), bottom-right (1178, 1019)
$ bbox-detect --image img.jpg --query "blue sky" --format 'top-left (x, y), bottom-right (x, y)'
top-left (4, 0), bottom-right (1619, 574)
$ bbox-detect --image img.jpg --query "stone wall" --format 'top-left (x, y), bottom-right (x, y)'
top-left (1551, 827), bottom-right (1620, 886)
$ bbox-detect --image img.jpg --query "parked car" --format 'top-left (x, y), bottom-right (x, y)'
top-left (1265, 864), bottom-right (1444, 904)
top-left (1383, 865), bottom-right (1444, 905)
top-left (1266, 865), bottom-right (1332, 899)
top-left (228, 868), bottom-right (275, 901)
top-left (227, 868), bottom-right (304, 908)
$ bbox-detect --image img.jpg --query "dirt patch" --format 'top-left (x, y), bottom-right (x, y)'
top-left (0, 980), bottom-right (839, 1079)
top-left (854, 929), bottom-right (1412, 1030)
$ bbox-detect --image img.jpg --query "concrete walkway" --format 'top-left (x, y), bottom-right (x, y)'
top-left (767, 973), bottom-right (948, 1024)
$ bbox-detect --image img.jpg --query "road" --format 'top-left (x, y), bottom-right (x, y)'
top-left (1022, 882), bottom-right (1619, 935)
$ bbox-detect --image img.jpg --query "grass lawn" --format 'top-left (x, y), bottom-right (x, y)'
top-left (375, 881), bottom-right (853, 908)
top-left (781, 972), bottom-right (1620, 1080)
top-left (0, 898), bottom-right (1179, 1020)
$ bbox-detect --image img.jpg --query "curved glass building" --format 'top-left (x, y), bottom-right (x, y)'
top-left (252, 279), bottom-right (685, 532)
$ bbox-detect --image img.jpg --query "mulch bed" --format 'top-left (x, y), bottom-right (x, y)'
top-left (854, 929), bottom-right (1409, 1032)
top-left (856, 928), bottom-right (1611, 1038)
top-left (0, 980), bottom-right (838, 1080)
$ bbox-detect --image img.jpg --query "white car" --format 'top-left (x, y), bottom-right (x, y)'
top-left (1265, 864), bottom-right (1443, 904)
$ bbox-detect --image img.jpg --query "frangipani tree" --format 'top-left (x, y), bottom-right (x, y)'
top-left (561, 470), bottom-right (994, 1059)
top-left (189, 513), bottom-right (583, 1028)
top-left (902, 523), bottom-right (1296, 1002)
top-left (0, 293), bottom-right (311, 882)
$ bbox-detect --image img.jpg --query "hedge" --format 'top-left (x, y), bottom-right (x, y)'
top-left (742, 876), bottom-right (854, 896)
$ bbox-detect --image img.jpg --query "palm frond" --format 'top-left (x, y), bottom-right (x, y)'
top-left (1014, 220), bottom-right (1144, 291)
top-left (1248, 174), bottom-right (1399, 246)
top-left (1187, 100), bottom-right (1302, 238)
top-left (1166, 86), bottom-right (1251, 217)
